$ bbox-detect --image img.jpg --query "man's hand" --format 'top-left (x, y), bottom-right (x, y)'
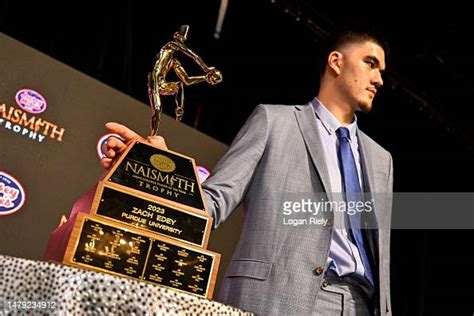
top-left (100, 122), bottom-right (168, 169)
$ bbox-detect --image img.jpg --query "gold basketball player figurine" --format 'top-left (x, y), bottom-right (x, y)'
top-left (147, 25), bottom-right (223, 136)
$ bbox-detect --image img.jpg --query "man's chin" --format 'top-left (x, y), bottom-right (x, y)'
top-left (357, 102), bottom-right (372, 113)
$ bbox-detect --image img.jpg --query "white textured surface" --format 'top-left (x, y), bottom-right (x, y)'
top-left (0, 255), bottom-right (252, 315)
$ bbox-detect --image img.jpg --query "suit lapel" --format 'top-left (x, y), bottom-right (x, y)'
top-left (294, 104), bottom-right (335, 201)
top-left (358, 131), bottom-right (376, 193)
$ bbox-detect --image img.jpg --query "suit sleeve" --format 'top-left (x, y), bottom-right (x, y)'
top-left (202, 104), bottom-right (269, 228)
top-left (385, 152), bottom-right (393, 314)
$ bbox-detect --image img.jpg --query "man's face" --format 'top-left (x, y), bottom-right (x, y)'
top-left (337, 41), bottom-right (386, 112)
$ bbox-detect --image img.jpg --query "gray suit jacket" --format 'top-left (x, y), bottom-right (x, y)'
top-left (203, 102), bottom-right (393, 315)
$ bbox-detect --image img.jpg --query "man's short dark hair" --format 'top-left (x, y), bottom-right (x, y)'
top-left (318, 26), bottom-right (389, 76)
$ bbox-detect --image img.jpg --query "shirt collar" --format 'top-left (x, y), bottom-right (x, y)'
top-left (311, 97), bottom-right (358, 140)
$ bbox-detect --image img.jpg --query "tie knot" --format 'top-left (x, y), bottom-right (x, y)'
top-left (336, 127), bottom-right (350, 140)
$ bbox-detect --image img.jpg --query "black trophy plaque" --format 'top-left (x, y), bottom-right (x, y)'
top-left (108, 141), bottom-right (205, 211)
top-left (91, 183), bottom-right (211, 247)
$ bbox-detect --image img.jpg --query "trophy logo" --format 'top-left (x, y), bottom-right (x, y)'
top-left (45, 25), bottom-right (223, 299)
top-left (150, 154), bottom-right (176, 173)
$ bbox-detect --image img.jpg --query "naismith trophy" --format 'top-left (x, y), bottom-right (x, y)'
top-left (45, 25), bottom-right (223, 299)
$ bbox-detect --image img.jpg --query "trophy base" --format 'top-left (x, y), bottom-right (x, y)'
top-left (63, 212), bottom-right (220, 299)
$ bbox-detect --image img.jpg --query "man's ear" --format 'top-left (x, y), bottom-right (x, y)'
top-left (327, 51), bottom-right (344, 75)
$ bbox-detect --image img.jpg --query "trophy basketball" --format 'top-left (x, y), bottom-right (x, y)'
top-left (45, 25), bottom-right (223, 299)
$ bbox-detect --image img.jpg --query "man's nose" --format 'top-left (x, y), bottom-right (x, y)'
top-left (373, 72), bottom-right (383, 89)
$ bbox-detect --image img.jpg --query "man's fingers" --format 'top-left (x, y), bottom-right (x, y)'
top-left (101, 157), bottom-right (112, 169)
top-left (106, 137), bottom-right (127, 152)
top-left (106, 149), bottom-right (116, 158)
top-left (105, 122), bottom-right (145, 142)
top-left (102, 123), bottom-right (169, 167)
top-left (146, 136), bottom-right (168, 150)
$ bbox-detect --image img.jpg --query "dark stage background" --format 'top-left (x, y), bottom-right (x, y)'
top-left (2, 0), bottom-right (474, 314)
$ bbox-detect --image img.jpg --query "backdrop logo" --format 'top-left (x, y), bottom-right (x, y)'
top-left (15, 89), bottom-right (47, 114)
top-left (0, 171), bottom-right (26, 216)
top-left (0, 89), bottom-right (66, 143)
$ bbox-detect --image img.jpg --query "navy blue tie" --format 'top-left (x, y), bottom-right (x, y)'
top-left (336, 127), bottom-right (374, 285)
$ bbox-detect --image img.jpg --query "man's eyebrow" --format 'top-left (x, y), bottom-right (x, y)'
top-left (366, 55), bottom-right (385, 73)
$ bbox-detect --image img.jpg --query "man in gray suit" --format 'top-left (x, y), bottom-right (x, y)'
top-left (103, 28), bottom-right (393, 315)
